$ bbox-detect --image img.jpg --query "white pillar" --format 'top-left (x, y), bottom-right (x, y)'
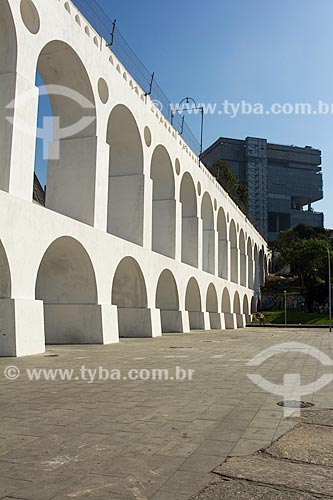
top-left (143, 176), bottom-right (153, 249)
top-left (198, 218), bottom-right (203, 271)
top-left (93, 138), bottom-right (110, 231)
top-left (175, 200), bottom-right (182, 261)
top-left (0, 71), bottom-right (38, 200)
top-left (0, 299), bottom-right (45, 357)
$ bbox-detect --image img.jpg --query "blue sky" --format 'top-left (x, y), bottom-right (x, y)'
top-left (36, 0), bottom-right (333, 227)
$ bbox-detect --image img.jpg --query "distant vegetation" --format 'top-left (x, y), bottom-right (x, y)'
top-left (253, 310), bottom-right (330, 325)
top-left (268, 224), bottom-right (333, 312)
top-left (211, 160), bottom-right (248, 213)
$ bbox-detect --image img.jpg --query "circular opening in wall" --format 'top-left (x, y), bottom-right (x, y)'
top-left (277, 400), bottom-right (315, 409)
top-left (20, 0), bottom-right (40, 34)
top-left (98, 78), bottom-right (109, 104)
top-left (197, 181), bottom-right (202, 195)
top-left (214, 198), bottom-right (217, 211)
top-left (175, 159), bottom-right (181, 175)
top-left (144, 126), bottom-right (152, 147)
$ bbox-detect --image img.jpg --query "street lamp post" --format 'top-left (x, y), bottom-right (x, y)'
top-left (328, 246), bottom-right (332, 333)
top-left (171, 97), bottom-right (204, 156)
top-left (284, 290), bottom-right (287, 325)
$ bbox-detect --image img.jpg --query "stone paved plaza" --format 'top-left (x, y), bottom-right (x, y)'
top-left (0, 327), bottom-right (332, 500)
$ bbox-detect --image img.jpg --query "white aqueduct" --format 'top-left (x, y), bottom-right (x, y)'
top-left (0, 0), bottom-right (268, 357)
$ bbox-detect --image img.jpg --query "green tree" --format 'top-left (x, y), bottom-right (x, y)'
top-left (270, 224), bottom-right (332, 310)
top-left (212, 160), bottom-right (248, 212)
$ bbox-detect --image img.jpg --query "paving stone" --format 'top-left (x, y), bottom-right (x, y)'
top-left (0, 328), bottom-right (332, 499)
top-left (214, 453), bottom-right (333, 497)
top-left (267, 423), bottom-right (333, 467)
top-left (292, 408), bottom-right (333, 427)
top-left (229, 439), bottom-right (269, 456)
top-left (159, 470), bottom-right (213, 496)
top-left (190, 477), bottom-right (320, 500)
top-left (179, 453), bottom-right (227, 473)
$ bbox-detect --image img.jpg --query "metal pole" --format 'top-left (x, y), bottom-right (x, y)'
top-left (328, 246), bottom-right (332, 333)
top-left (200, 107), bottom-right (204, 157)
top-left (284, 290), bottom-right (287, 325)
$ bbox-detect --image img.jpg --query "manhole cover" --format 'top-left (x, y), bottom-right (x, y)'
top-left (277, 400), bottom-right (315, 409)
top-left (169, 346), bottom-right (192, 349)
top-left (44, 354), bottom-right (59, 358)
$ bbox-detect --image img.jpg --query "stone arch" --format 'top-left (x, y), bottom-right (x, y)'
top-left (243, 295), bottom-right (251, 324)
top-left (233, 291), bottom-right (241, 314)
top-left (107, 105), bottom-right (144, 245)
top-left (254, 244), bottom-right (259, 290)
top-left (259, 249), bottom-right (265, 287)
top-left (0, 0), bottom-right (18, 192)
top-left (185, 277), bottom-right (204, 330)
top-left (217, 207), bottom-right (228, 279)
top-left (247, 238), bottom-right (254, 289)
top-left (112, 257), bottom-right (151, 337)
top-left (35, 41), bottom-right (97, 225)
top-left (201, 193), bottom-right (215, 275)
top-left (0, 240), bottom-right (11, 299)
top-left (156, 269), bottom-right (183, 333)
top-left (251, 296), bottom-right (257, 314)
top-left (229, 220), bottom-right (238, 283)
top-left (264, 254), bottom-right (269, 279)
top-left (0, 239), bottom-right (13, 356)
top-left (206, 283), bottom-right (221, 329)
top-left (222, 287), bottom-right (234, 329)
top-left (151, 145), bottom-right (176, 258)
top-left (35, 236), bottom-right (100, 344)
top-left (180, 173), bottom-right (198, 267)
top-left (222, 288), bottom-right (231, 313)
top-left (243, 295), bottom-right (249, 315)
top-left (233, 291), bottom-right (244, 328)
top-left (239, 230), bottom-right (246, 287)
top-left (0, 1), bottom-right (17, 73)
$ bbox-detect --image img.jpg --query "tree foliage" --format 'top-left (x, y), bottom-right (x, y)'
top-left (269, 224), bottom-right (332, 310)
top-left (212, 160), bottom-right (248, 212)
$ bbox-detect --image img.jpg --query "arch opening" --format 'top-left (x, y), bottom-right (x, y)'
top-left (0, 0), bottom-right (18, 192)
top-left (251, 296), bottom-right (258, 314)
top-left (229, 220), bottom-right (238, 284)
top-left (185, 278), bottom-right (204, 330)
top-left (222, 288), bottom-right (234, 329)
top-left (34, 41), bottom-right (97, 225)
top-left (201, 193), bottom-right (215, 275)
top-left (259, 249), bottom-right (265, 287)
top-left (112, 257), bottom-right (151, 337)
top-left (151, 146), bottom-right (176, 258)
top-left (206, 283), bottom-right (221, 329)
top-left (0, 240), bottom-right (13, 356)
top-left (243, 295), bottom-right (251, 323)
top-left (0, 241), bottom-right (11, 300)
top-left (233, 291), bottom-right (244, 328)
top-left (254, 245), bottom-right (259, 291)
top-left (264, 254), bottom-right (269, 280)
top-left (217, 208), bottom-right (228, 279)
top-left (247, 238), bottom-right (254, 289)
top-left (239, 230), bottom-right (246, 287)
top-left (106, 105), bottom-right (144, 246)
top-left (156, 270), bottom-right (183, 333)
top-left (35, 237), bottom-right (101, 344)
top-left (180, 173), bottom-right (198, 268)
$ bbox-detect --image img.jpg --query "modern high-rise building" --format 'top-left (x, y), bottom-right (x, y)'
top-left (201, 137), bottom-right (324, 240)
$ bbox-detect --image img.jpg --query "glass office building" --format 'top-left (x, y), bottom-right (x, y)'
top-left (201, 137), bottom-right (323, 240)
